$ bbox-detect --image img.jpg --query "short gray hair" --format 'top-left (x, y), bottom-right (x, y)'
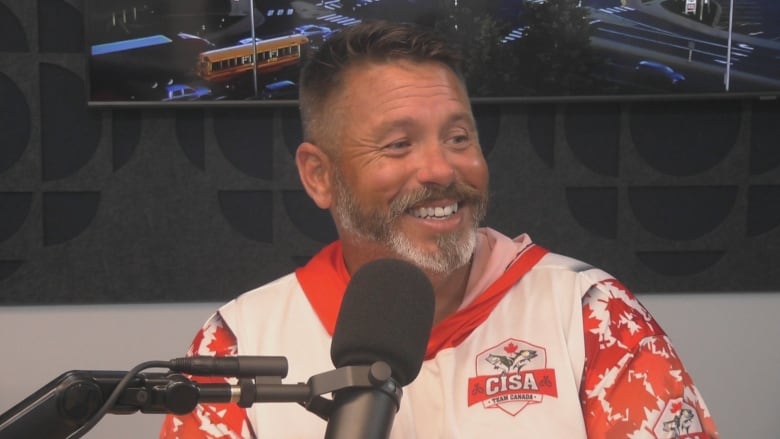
top-left (298, 20), bottom-right (465, 152)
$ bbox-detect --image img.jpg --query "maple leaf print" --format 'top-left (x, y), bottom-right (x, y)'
top-left (207, 323), bottom-right (239, 356)
top-left (504, 342), bottom-right (518, 354)
top-left (630, 348), bottom-right (673, 401)
top-left (160, 314), bottom-right (249, 439)
top-left (581, 280), bottom-right (720, 439)
top-left (188, 329), bottom-right (207, 357)
top-left (604, 370), bottom-right (660, 433)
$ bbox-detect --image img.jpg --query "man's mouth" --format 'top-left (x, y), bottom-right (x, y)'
top-left (408, 202), bottom-right (459, 220)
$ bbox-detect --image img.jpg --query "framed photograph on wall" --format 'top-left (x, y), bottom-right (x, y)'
top-left (85, 0), bottom-right (780, 106)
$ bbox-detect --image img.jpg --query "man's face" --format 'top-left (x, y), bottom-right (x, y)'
top-left (326, 60), bottom-right (489, 274)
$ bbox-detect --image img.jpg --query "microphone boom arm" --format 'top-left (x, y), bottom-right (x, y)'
top-left (0, 360), bottom-right (399, 439)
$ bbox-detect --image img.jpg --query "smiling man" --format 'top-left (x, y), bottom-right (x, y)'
top-left (296, 56), bottom-right (490, 324)
top-left (161, 21), bottom-right (718, 438)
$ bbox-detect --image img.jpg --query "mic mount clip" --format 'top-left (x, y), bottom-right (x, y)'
top-left (303, 361), bottom-right (402, 420)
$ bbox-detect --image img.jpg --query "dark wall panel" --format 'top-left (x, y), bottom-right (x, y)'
top-left (1, 1), bottom-right (779, 304)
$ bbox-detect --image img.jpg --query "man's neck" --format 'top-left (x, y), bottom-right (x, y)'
top-left (425, 262), bottom-right (471, 326)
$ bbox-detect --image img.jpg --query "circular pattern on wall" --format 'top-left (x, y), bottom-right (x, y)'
top-left (1, 3), bottom-right (779, 303)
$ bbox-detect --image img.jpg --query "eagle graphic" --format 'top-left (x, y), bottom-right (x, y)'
top-left (485, 349), bottom-right (538, 374)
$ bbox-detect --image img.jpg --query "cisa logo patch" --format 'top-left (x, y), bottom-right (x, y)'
top-left (652, 399), bottom-right (708, 439)
top-left (467, 338), bottom-right (558, 415)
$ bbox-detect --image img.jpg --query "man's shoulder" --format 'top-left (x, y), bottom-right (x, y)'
top-left (219, 271), bottom-right (304, 315)
top-left (535, 251), bottom-right (596, 273)
top-left (530, 250), bottom-right (619, 291)
top-left (480, 227), bottom-right (620, 290)
top-left (240, 271), bottom-right (301, 296)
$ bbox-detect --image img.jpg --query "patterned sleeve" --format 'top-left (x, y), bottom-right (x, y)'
top-left (159, 313), bottom-right (255, 439)
top-left (579, 279), bottom-right (719, 438)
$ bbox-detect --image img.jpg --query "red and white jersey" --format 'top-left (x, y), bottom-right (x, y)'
top-left (161, 228), bottom-right (718, 438)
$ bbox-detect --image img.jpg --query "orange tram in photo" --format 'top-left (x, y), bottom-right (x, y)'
top-left (195, 34), bottom-right (309, 82)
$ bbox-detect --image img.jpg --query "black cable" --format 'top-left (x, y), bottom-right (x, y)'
top-left (64, 360), bottom-right (171, 439)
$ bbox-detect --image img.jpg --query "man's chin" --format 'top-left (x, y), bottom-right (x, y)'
top-left (389, 231), bottom-right (476, 274)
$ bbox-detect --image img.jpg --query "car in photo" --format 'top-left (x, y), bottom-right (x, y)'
top-left (634, 60), bottom-right (686, 86)
top-left (293, 24), bottom-right (333, 43)
top-left (260, 80), bottom-right (298, 100)
top-left (161, 84), bottom-right (212, 101)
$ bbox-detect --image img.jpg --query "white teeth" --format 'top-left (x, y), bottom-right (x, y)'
top-left (410, 203), bottom-right (458, 219)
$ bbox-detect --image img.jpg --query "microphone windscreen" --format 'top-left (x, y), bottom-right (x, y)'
top-left (330, 258), bottom-right (435, 386)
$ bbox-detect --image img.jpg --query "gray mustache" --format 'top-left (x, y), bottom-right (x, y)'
top-left (389, 183), bottom-right (486, 217)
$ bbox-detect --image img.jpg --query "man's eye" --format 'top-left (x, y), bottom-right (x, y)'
top-left (384, 140), bottom-right (411, 150)
top-left (447, 134), bottom-right (470, 148)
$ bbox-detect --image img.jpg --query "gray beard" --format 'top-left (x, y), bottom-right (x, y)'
top-left (331, 170), bottom-right (485, 274)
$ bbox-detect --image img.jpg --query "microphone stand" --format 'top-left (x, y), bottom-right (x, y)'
top-left (0, 359), bottom-right (400, 439)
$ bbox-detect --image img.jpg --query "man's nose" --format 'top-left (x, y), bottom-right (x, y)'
top-left (415, 142), bottom-right (457, 187)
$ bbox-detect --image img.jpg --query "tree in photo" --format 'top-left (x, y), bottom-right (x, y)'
top-left (433, 0), bottom-right (519, 97)
top-left (513, 0), bottom-right (604, 96)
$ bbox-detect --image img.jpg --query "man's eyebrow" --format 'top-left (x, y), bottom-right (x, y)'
top-left (374, 112), bottom-right (477, 137)
top-left (447, 112), bottom-right (477, 128)
top-left (374, 117), bottom-right (417, 135)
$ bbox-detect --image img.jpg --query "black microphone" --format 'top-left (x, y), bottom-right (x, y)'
top-left (168, 356), bottom-right (288, 378)
top-left (326, 258), bottom-right (435, 439)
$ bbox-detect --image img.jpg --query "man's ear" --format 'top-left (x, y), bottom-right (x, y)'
top-left (296, 142), bottom-right (334, 209)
